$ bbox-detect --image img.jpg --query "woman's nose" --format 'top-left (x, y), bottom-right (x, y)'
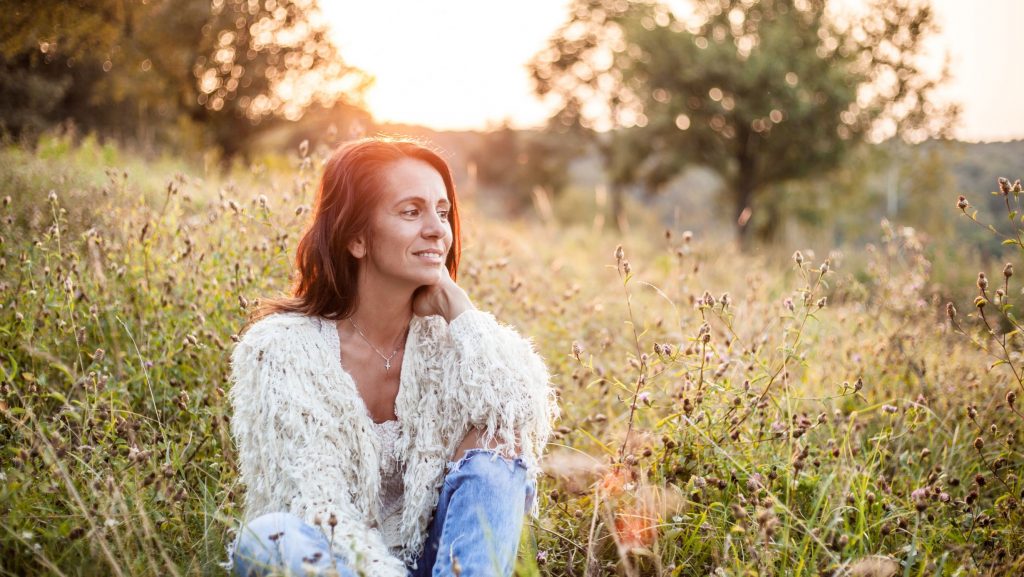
top-left (422, 211), bottom-right (446, 237)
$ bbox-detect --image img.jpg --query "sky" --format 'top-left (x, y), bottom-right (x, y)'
top-left (321, 0), bottom-right (1024, 142)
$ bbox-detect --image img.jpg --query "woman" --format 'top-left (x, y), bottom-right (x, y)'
top-left (227, 137), bottom-right (558, 577)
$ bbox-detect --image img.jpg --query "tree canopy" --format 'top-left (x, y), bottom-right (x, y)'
top-left (530, 0), bottom-right (958, 242)
top-left (0, 0), bottom-right (370, 156)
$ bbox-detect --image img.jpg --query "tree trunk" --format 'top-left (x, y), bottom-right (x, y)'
top-left (610, 182), bottom-right (629, 234)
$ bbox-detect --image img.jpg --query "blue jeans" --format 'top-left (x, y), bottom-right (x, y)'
top-left (231, 449), bottom-right (536, 577)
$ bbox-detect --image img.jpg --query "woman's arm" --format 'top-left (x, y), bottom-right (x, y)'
top-left (230, 319), bottom-right (407, 577)
top-left (441, 309), bottom-right (560, 470)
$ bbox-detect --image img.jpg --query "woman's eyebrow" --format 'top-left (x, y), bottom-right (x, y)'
top-left (393, 195), bottom-right (450, 207)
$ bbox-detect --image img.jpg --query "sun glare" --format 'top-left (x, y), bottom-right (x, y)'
top-left (321, 0), bottom-right (571, 131)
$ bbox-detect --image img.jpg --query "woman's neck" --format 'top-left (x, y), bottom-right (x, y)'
top-left (349, 276), bottom-right (415, 346)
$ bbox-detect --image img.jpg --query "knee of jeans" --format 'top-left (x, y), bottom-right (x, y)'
top-left (446, 448), bottom-right (528, 486)
top-left (237, 511), bottom-right (304, 546)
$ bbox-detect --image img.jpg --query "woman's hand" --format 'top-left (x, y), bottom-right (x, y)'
top-left (412, 265), bottom-right (475, 322)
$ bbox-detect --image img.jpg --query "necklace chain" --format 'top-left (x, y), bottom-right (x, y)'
top-left (348, 318), bottom-right (406, 372)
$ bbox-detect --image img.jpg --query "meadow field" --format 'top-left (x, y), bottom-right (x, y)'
top-left (2, 135), bottom-right (1023, 576)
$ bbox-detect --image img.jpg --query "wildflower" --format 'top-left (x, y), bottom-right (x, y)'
top-left (882, 404), bottom-right (897, 414)
top-left (956, 195), bottom-right (969, 210)
top-left (702, 291), bottom-right (715, 307)
top-left (47, 190), bottom-right (57, 203)
top-left (783, 298), bottom-right (794, 312)
top-left (682, 230), bottom-right (693, 243)
top-left (999, 177), bottom-right (1011, 195)
top-left (614, 512), bottom-right (657, 549)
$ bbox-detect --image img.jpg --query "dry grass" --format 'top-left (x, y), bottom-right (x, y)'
top-left (1, 136), bottom-right (1022, 576)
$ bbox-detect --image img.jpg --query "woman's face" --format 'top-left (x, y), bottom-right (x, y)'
top-left (350, 157), bottom-right (453, 290)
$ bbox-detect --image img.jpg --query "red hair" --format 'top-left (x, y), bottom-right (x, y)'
top-left (255, 137), bottom-right (461, 322)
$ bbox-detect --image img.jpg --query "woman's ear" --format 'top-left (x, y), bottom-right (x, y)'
top-left (348, 235), bottom-right (367, 259)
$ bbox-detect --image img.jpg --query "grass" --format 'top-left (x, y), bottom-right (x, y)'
top-left (0, 136), bottom-right (1022, 576)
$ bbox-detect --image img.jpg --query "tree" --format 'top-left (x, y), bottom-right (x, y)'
top-left (0, 0), bottom-right (370, 156)
top-left (530, 0), bottom-right (958, 243)
top-left (469, 123), bottom-right (584, 213)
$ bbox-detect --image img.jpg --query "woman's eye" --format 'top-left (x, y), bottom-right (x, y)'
top-left (438, 210), bottom-right (450, 221)
top-left (402, 209), bottom-right (419, 217)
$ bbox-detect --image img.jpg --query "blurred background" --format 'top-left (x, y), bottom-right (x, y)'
top-left (2, 0), bottom-right (1022, 253)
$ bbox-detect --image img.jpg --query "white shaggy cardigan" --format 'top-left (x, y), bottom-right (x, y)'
top-left (229, 309), bottom-right (558, 575)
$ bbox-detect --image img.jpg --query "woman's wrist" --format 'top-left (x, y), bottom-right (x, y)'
top-left (441, 285), bottom-right (474, 322)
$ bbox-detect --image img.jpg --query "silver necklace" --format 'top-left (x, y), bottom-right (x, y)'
top-left (348, 319), bottom-right (406, 371)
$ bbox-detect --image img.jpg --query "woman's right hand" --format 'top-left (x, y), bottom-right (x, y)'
top-left (411, 264), bottom-right (475, 322)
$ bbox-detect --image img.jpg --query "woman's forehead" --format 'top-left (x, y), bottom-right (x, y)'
top-left (380, 158), bottom-right (447, 201)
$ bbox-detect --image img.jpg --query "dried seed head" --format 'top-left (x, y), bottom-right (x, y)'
top-left (793, 250), bottom-right (804, 265)
top-left (946, 302), bottom-right (956, 320)
top-left (1007, 391), bottom-right (1017, 407)
top-left (682, 230), bottom-right (693, 243)
top-left (999, 177), bottom-right (1012, 195)
top-left (1005, 263), bottom-right (1014, 279)
top-left (572, 341), bottom-right (583, 360)
top-left (816, 297), bottom-right (827, 309)
top-left (614, 245), bottom-right (624, 262)
top-left (978, 272), bottom-right (988, 291)
top-left (974, 437), bottom-right (985, 450)
top-left (975, 296), bottom-right (987, 310)
top-left (956, 195), bottom-right (969, 210)
top-left (622, 260), bottom-right (631, 274)
top-left (1014, 179), bottom-right (1023, 194)
top-left (328, 513), bottom-right (338, 527)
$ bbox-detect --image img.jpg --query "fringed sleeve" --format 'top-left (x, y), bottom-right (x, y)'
top-left (441, 309), bottom-right (560, 473)
top-left (229, 316), bottom-right (408, 577)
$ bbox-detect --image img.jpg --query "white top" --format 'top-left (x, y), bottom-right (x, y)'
top-left (370, 419), bottom-right (405, 550)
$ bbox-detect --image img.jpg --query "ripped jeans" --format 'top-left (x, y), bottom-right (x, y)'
top-left (230, 449), bottom-right (536, 577)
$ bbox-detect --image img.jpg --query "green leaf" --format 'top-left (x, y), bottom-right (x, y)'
top-left (1003, 239), bottom-right (1018, 245)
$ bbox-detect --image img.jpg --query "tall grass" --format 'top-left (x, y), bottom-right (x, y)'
top-left (0, 137), bottom-right (1021, 576)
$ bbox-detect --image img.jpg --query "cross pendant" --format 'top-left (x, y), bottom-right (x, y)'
top-left (385, 359), bottom-right (391, 371)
